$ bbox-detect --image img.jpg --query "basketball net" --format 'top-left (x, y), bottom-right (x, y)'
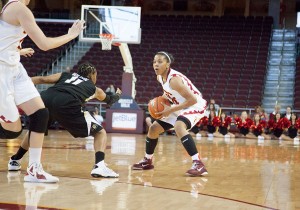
top-left (99, 34), bottom-right (114, 50)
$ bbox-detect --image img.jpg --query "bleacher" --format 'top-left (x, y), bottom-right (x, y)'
top-left (74, 15), bottom-right (273, 107)
top-left (21, 22), bottom-right (73, 76)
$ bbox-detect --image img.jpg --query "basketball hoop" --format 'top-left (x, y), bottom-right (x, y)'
top-left (99, 34), bottom-right (114, 50)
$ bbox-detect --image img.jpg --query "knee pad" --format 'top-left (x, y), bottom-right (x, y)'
top-left (0, 124), bottom-right (22, 139)
top-left (29, 108), bottom-right (49, 133)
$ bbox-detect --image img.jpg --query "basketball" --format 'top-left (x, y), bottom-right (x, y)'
top-left (148, 96), bottom-right (171, 119)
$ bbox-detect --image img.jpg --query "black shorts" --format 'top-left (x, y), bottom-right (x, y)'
top-left (252, 130), bottom-right (262, 137)
top-left (273, 128), bottom-right (283, 138)
top-left (207, 125), bottom-right (216, 134)
top-left (218, 126), bottom-right (228, 135)
top-left (288, 127), bottom-right (298, 139)
top-left (239, 127), bottom-right (249, 136)
top-left (41, 90), bottom-right (102, 138)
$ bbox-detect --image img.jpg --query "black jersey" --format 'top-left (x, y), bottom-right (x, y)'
top-left (48, 72), bottom-right (96, 104)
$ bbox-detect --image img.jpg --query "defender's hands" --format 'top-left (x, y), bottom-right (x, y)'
top-left (20, 48), bottom-right (34, 57)
top-left (68, 20), bottom-right (86, 39)
top-left (106, 88), bottom-right (122, 107)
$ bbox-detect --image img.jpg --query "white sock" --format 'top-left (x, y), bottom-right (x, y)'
top-left (29, 148), bottom-right (42, 166)
top-left (191, 153), bottom-right (200, 161)
top-left (145, 153), bottom-right (153, 159)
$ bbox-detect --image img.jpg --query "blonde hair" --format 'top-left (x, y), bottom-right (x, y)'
top-left (275, 104), bottom-right (281, 109)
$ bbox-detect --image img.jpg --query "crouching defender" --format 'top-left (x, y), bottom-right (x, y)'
top-left (8, 63), bottom-right (121, 178)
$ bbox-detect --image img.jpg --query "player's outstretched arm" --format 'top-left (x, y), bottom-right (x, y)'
top-left (31, 73), bottom-right (62, 85)
top-left (95, 87), bottom-right (122, 106)
top-left (13, 2), bottom-right (84, 51)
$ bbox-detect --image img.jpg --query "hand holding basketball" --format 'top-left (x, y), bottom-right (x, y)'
top-left (156, 101), bottom-right (172, 118)
top-left (148, 96), bottom-right (171, 119)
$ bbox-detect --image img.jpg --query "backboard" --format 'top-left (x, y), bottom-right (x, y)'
top-left (80, 5), bottom-right (141, 44)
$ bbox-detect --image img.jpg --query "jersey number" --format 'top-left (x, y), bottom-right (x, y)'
top-left (65, 75), bottom-right (84, 85)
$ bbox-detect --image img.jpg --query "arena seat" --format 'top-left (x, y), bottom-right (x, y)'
top-left (21, 22), bottom-right (73, 76)
top-left (74, 15), bottom-right (272, 107)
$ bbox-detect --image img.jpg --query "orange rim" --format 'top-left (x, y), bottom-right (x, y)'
top-left (99, 34), bottom-right (114, 40)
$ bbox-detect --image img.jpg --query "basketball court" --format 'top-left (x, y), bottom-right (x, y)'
top-left (0, 3), bottom-right (299, 210)
top-left (1, 130), bottom-right (299, 209)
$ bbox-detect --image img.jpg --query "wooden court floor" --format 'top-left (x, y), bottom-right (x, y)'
top-left (0, 130), bottom-right (299, 210)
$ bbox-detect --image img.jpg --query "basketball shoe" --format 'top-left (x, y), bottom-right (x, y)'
top-left (186, 160), bottom-right (208, 176)
top-left (91, 161), bottom-right (119, 178)
top-left (132, 157), bottom-right (154, 170)
top-left (8, 158), bottom-right (21, 171)
top-left (24, 163), bottom-right (59, 183)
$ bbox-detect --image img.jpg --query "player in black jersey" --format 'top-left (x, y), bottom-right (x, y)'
top-left (8, 63), bottom-right (121, 178)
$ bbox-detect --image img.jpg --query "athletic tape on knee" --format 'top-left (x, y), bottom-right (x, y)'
top-left (29, 108), bottom-right (49, 133)
top-left (0, 124), bottom-right (22, 139)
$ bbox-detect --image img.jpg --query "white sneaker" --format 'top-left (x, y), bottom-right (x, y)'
top-left (91, 161), bottom-right (119, 178)
top-left (196, 133), bottom-right (202, 138)
top-left (207, 133), bottom-right (214, 138)
top-left (8, 158), bottom-right (21, 171)
top-left (24, 163), bottom-right (59, 183)
top-left (90, 179), bottom-right (118, 195)
top-left (224, 134), bottom-right (230, 138)
top-left (258, 135), bottom-right (265, 140)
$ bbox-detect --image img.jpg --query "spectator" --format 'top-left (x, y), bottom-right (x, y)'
top-left (269, 104), bottom-right (281, 121)
top-left (250, 113), bottom-right (270, 140)
top-left (254, 105), bottom-right (268, 121)
top-left (205, 103), bottom-right (218, 117)
top-left (214, 112), bottom-right (235, 138)
top-left (235, 111), bottom-right (254, 138)
top-left (269, 113), bottom-right (284, 139)
top-left (207, 110), bottom-right (217, 137)
top-left (209, 98), bottom-right (220, 112)
top-left (105, 84), bottom-right (116, 96)
top-left (281, 113), bottom-right (299, 141)
top-left (281, 106), bottom-right (292, 120)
